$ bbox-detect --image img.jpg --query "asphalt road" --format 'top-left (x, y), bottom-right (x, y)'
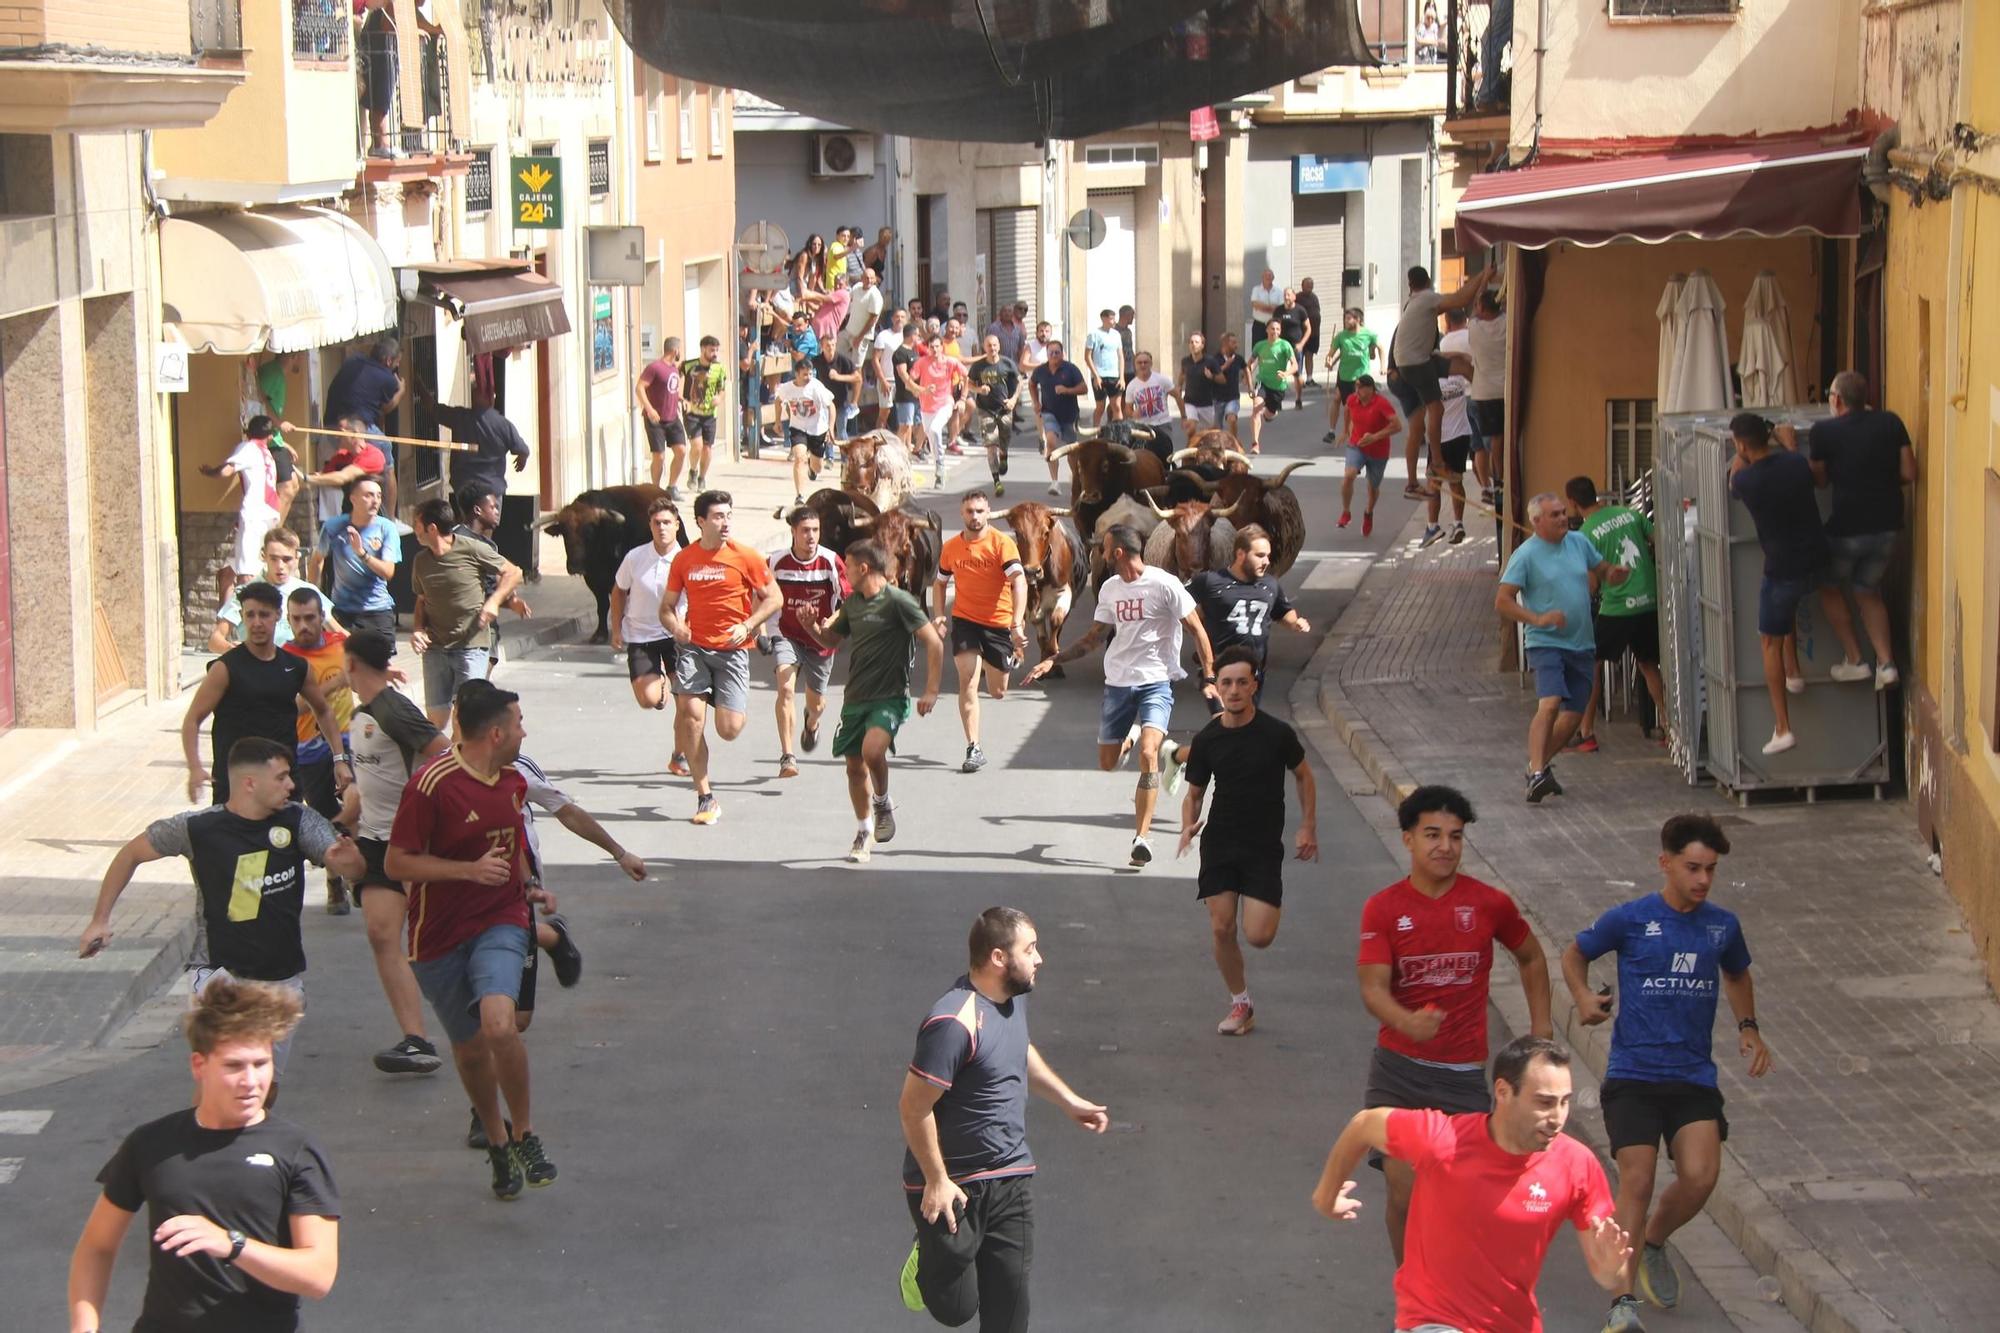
top-left (0, 398), bottom-right (1744, 1331)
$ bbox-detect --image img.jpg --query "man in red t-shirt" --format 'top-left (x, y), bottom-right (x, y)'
top-left (1357, 784), bottom-right (1552, 1262)
top-left (386, 679), bottom-right (556, 1202)
top-left (1338, 374), bottom-right (1402, 538)
top-left (1314, 1036), bottom-right (1631, 1333)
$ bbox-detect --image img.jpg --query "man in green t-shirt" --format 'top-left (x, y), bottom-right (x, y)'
top-left (1564, 476), bottom-right (1667, 751)
top-left (802, 540), bottom-right (943, 864)
top-left (1249, 318), bottom-right (1297, 454)
top-left (1323, 308), bottom-right (1381, 446)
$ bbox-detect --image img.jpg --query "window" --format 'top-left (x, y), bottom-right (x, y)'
top-left (465, 148), bottom-right (493, 213)
top-left (1608, 0), bottom-right (1737, 17)
top-left (1606, 399), bottom-right (1657, 494)
top-left (291, 0), bottom-right (348, 60)
top-left (1084, 144), bottom-right (1160, 167)
top-left (708, 86), bottom-right (725, 157)
top-left (677, 81), bottom-right (694, 160)
top-left (592, 290), bottom-right (616, 377)
top-left (643, 67), bottom-right (662, 162)
top-left (588, 140), bottom-right (611, 196)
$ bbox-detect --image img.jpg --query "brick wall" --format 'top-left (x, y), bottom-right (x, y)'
top-left (0, 5), bottom-right (47, 47)
top-left (43, 0), bottom-right (190, 56)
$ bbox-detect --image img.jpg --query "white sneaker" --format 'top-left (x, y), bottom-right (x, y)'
top-left (1761, 731), bottom-right (1797, 756)
top-left (1875, 663), bottom-right (1900, 690)
top-left (1784, 676), bottom-right (1806, 695)
top-left (1129, 836), bottom-right (1153, 867)
top-left (1046, 481), bottom-right (1061, 495)
top-left (1161, 740), bottom-right (1185, 799)
top-left (1828, 660), bottom-right (1872, 683)
top-left (847, 830), bottom-right (872, 863)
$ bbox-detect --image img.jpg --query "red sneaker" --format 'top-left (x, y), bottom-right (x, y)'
top-left (1338, 511), bottom-right (1352, 529)
top-left (1570, 735), bottom-right (1600, 754)
top-left (1217, 1001), bottom-right (1256, 1036)
top-left (1362, 512), bottom-right (1374, 537)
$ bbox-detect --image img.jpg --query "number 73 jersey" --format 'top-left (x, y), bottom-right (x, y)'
top-left (389, 746), bottom-right (531, 962)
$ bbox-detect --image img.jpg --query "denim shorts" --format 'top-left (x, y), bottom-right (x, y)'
top-left (1827, 531), bottom-right (1896, 592)
top-left (1527, 645), bottom-right (1594, 714)
top-left (1758, 572), bottom-right (1818, 636)
top-left (1039, 413), bottom-right (1080, 445)
top-left (423, 645), bottom-right (490, 713)
top-left (894, 400), bottom-right (920, 427)
top-left (1344, 446), bottom-right (1388, 489)
top-left (1099, 680), bottom-right (1175, 743)
top-left (411, 923), bottom-right (532, 1046)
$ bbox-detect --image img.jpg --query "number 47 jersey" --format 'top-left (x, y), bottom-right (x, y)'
top-left (1190, 568), bottom-right (1295, 666)
top-left (389, 746), bottom-right (531, 962)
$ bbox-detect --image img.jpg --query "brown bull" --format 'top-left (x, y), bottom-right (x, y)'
top-left (1047, 423), bottom-right (1168, 541)
top-left (542, 483), bottom-right (677, 643)
top-left (839, 430), bottom-right (915, 511)
top-left (999, 501), bottom-right (1086, 676)
top-left (850, 505), bottom-right (943, 614)
top-left (1210, 459), bottom-right (1315, 577)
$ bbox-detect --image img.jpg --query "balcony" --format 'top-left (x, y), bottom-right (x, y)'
top-left (356, 23), bottom-right (472, 185)
top-left (0, 0), bottom-right (246, 134)
top-left (1443, 0), bottom-right (1511, 143)
top-left (1258, 1), bottom-right (1447, 123)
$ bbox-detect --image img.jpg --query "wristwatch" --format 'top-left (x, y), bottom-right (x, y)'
top-left (1737, 1018), bottom-right (1760, 1032)
top-left (1201, 673), bottom-right (1217, 684)
top-left (223, 1229), bottom-right (247, 1264)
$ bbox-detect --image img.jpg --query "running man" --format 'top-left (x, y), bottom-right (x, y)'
top-left (1313, 1035), bottom-right (1632, 1333)
top-left (1084, 309), bottom-right (1126, 426)
top-left (1029, 338), bottom-right (1087, 496)
top-left (1176, 646), bottom-right (1318, 1036)
top-left (774, 358), bottom-right (837, 506)
top-left (682, 335), bottom-right (730, 493)
top-left (660, 490), bottom-right (783, 826)
top-left (1023, 525), bottom-right (1217, 868)
top-left (897, 907), bottom-right (1109, 1327)
top-left (1249, 318), bottom-right (1297, 454)
top-left (635, 336), bottom-right (687, 496)
top-left (282, 588), bottom-right (358, 916)
top-left (68, 979), bottom-right (340, 1333)
top-left (1357, 784), bottom-right (1553, 1262)
top-left (385, 680), bottom-right (556, 1200)
top-left (609, 496), bottom-right (687, 773)
top-left (336, 630), bottom-right (450, 1078)
top-left (206, 528), bottom-right (332, 653)
top-left (967, 334), bottom-right (1024, 496)
top-left (1338, 375), bottom-right (1400, 538)
top-left (1564, 814), bottom-right (1771, 1333)
top-left (80, 737), bottom-right (364, 1082)
top-left (1188, 525), bottom-right (1311, 714)
top-left (801, 540), bottom-right (942, 864)
top-left (932, 492), bottom-right (1028, 775)
top-left (1324, 307), bottom-right (1381, 445)
top-left (764, 505), bottom-right (849, 779)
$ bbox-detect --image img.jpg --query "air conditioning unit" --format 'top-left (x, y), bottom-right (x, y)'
top-left (812, 133), bottom-right (874, 179)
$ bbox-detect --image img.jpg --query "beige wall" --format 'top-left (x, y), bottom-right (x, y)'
top-left (1518, 236), bottom-right (1822, 502)
top-left (1, 0), bottom-right (192, 54)
top-left (1513, 0), bottom-right (1861, 149)
top-left (634, 73), bottom-right (735, 355)
top-left (1062, 131), bottom-right (1204, 377)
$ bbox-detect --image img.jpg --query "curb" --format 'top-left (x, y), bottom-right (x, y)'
top-left (1306, 540), bottom-right (1893, 1333)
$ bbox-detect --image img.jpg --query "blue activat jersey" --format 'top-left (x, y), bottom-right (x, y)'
top-left (1574, 892), bottom-right (1751, 1087)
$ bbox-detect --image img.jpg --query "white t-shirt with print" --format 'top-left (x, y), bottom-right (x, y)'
top-left (1125, 372), bottom-right (1178, 426)
top-left (774, 377), bottom-right (836, 437)
top-left (1094, 565), bottom-right (1197, 686)
top-left (1440, 374), bottom-right (1472, 442)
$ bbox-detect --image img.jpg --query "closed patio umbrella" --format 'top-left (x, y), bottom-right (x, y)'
top-left (1737, 270), bottom-right (1800, 407)
top-left (1657, 273), bottom-right (1687, 407)
top-left (1666, 270), bottom-right (1733, 415)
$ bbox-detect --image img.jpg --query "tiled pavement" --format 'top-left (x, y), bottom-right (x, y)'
top-left (1314, 513), bottom-right (2000, 1333)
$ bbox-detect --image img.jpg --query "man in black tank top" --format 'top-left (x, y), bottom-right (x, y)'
top-left (179, 582), bottom-right (348, 805)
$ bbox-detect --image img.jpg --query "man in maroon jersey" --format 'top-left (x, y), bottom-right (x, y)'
top-left (386, 679), bottom-right (556, 1202)
top-left (1313, 1036), bottom-right (1632, 1333)
top-left (1356, 784), bottom-right (1553, 1261)
top-left (760, 506), bottom-right (850, 778)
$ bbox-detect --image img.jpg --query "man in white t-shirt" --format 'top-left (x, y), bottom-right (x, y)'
top-left (1248, 268), bottom-right (1280, 347)
top-left (1467, 291), bottom-right (1508, 500)
top-left (773, 360), bottom-right (838, 505)
top-left (1026, 524), bottom-right (1217, 868)
top-left (199, 415), bottom-right (283, 610)
top-left (842, 267), bottom-right (885, 363)
top-left (609, 495), bottom-right (686, 724)
top-left (1123, 350), bottom-right (1183, 457)
top-left (870, 310), bottom-right (910, 430)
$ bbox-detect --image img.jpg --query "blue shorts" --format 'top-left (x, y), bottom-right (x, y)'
top-left (1099, 681), bottom-right (1174, 744)
top-left (411, 923), bottom-right (533, 1046)
top-left (894, 401), bottom-right (920, 427)
top-left (1758, 572), bottom-right (1818, 636)
top-left (1827, 531), bottom-right (1896, 592)
top-left (1526, 645), bottom-right (1594, 715)
top-left (1039, 413), bottom-right (1080, 445)
top-left (1344, 446), bottom-right (1388, 489)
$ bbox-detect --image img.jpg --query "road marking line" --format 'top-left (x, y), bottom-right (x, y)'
top-left (0, 1110), bottom-right (53, 1135)
top-left (0, 1158), bottom-right (23, 1184)
top-left (1301, 554), bottom-right (1372, 592)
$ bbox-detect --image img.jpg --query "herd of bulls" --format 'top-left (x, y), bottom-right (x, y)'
top-left (541, 422), bottom-right (1313, 671)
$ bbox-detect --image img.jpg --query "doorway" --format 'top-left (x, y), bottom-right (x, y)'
top-left (1085, 189), bottom-right (1137, 326)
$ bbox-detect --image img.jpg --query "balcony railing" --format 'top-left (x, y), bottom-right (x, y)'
top-left (1446, 0), bottom-right (1509, 123)
top-left (293, 0), bottom-right (350, 61)
top-left (190, 0), bottom-right (242, 54)
top-left (358, 30), bottom-right (456, 165)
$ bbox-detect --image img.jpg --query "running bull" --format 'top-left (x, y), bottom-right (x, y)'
top-left (543, 484), bottom-right (678, 643)
top-left (999, 501), bottom-right (1087, 676)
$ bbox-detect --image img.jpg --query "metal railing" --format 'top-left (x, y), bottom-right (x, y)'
top-left (292, 0), bottom-right (350, 60)
top-left (190, 0), bottom-right (242, 53)
top-left (1446, 0), bottom-right (1507, 122)
top-left (358, 31), bottom-right (456, 160)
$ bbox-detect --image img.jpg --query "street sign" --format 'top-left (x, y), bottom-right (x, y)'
top-left (587, 225), bottom-right (646, 285)
top-left (512, 155), bottom-right (562, 229)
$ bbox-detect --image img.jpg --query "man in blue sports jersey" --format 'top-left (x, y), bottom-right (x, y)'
top-left (1562, 814), bottom-right (1772, 1333)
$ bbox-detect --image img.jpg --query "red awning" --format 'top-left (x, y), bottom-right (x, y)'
top-left (1455, 142), bottom-right (1868, 251)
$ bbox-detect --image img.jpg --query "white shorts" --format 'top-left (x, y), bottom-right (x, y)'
top-left (233, 508), bottom-right (279, 575)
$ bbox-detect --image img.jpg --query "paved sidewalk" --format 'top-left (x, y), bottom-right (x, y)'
top-left (1315, 513), bottom-right (2000, 1333)
top-left (0, 438), bottom-right (990, 1096)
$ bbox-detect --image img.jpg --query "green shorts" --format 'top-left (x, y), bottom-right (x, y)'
top-left (832, 696), bottom-right (912, 756)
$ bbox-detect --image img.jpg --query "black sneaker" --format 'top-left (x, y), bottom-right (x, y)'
top-left (467, 1109), bottom-right (513, 1150)
top-left (488, 1143), bottom-right (525, 1200)
top-left (801, 720), bottom-right (820, 753)
top-left (373, 1034), bottom-right (442, 1075)
top-left (543, 913), bottom-right (583, 988)
top-left (1322, 430), bottom-right (1338, 445)
top-left (514, 1132), bottom-right (558, 1188)
top-left (1545, 763), bottom-right (1564, 796)
top-left (962, 745), bottom-right (987, 773)
top-left (1526, 767), bottom-right (1560, 804)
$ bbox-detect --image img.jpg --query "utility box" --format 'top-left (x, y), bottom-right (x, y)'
top-left (1654, 409), bottom-right (1890, 799)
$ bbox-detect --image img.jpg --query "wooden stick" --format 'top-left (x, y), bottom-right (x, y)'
top-left (283, 422), bottom-right (474, 453)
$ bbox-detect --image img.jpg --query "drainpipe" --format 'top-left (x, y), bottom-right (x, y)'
top-left (1528, 0), bottom-right (1547, 162)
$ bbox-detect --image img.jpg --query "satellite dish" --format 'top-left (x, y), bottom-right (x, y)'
top-left (737, 220), bottom-right (791, 276)
top-left (1066, 208), bottom-right (1107, 251)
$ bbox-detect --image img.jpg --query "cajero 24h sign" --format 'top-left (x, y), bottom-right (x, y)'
top-left (513, 156), bottom-right (562, 230)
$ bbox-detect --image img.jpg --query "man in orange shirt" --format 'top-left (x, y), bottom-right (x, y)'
top-left (660, 490), bottom-right (783, 825)
top-left (283, 587), bottom-right (358, 914)
top-left (931, 492), bottom-right (1029, 773)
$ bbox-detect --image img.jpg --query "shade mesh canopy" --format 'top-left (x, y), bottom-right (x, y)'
top-left (608, 1), bottom-right (1373, 142)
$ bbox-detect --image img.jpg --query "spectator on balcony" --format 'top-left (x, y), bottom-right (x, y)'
top-left (1481, 0), bottom-right (1515, 109)
top-left (863, 226), bottom-right (895, 282)
top-left (1417, 3), bottom-right (1444, 62)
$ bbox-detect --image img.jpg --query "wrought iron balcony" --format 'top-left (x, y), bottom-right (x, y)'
top-left (190, 0), bottom-right (243, 54)
top-left (1445, 0), bottom-right (1511, 128)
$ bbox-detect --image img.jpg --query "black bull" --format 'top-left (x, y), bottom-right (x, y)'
top-left (543, 484), bottom-right (676, 643)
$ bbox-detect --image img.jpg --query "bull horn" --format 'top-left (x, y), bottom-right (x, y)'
top-left (1045, 506), bottom-right (1072, 517)
top-left (850, 514), bottom-right (879, 531)
top-left (1167, 447), bottom-right (1199, 464)
top-left (1270, 460), bottom-right (1316, 488)
top-left (1129, 425), bottom-right (1156, 442)
top-left (1075, 426), bottom-right (1099, 440)
top-left (1047, 443), bottom-right (1080, 463)
top-left (903, 513), bottom-right (935, 529)
top-left (1142, 490), bottom-right (1172, 518)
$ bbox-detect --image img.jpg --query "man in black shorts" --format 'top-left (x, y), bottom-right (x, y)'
top-left (1389, 265), bottom-right (1490, 499)
top-left (1176, 647), bottom-right (1317, 1036)
top-left (968, 333), bottom-right (1024, 497)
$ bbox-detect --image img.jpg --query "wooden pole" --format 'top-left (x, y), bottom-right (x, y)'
top-left (283, 422), bottom-right (474, 453)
